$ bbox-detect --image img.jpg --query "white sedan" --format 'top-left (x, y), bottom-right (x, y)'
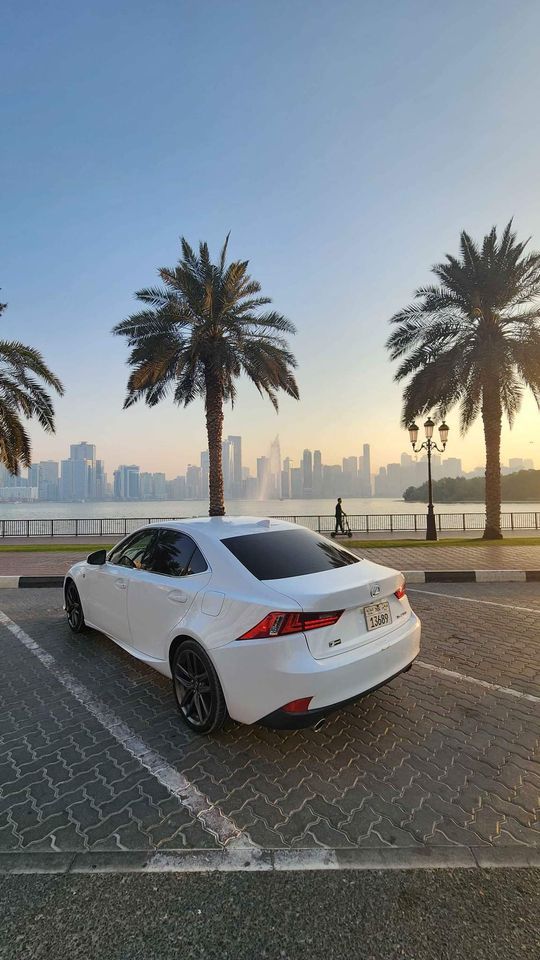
top-left (64, 517), bottom-right (421, 734)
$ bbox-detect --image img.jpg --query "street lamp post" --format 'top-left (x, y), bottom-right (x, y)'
top-left (408, 418), bottom-right (450, 541)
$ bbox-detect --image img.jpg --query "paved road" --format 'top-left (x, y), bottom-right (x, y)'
top-left (1, 542), bottom-right (540, 575)
top-left (2, 868), bottom-right (539, 960)
top-left (0, 583), bottom-right (538, 857)
top-left (1, 582), bottom-right (539, 958)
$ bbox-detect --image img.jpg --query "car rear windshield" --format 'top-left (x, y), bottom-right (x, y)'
top-left (221, 529), bottom-right (360, 580)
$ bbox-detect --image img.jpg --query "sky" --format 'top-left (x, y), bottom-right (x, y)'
top-left (2, 0), bottom-right (540, 479)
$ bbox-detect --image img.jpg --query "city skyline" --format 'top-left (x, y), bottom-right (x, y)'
top-left (3, 3), bottom-right (540, 483)
top-left (0, 436), bottom-right (535, 503)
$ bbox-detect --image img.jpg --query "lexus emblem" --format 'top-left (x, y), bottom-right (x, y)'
top-left (370, 584), bottom-right (381, 598)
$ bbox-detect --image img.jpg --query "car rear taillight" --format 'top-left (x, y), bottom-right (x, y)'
top-left (237, 610), bottom-right (343, 641)
top-left (394, 578), bottom-right (406, 600)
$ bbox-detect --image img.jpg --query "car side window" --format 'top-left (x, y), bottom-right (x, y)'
top-left (108, 530), bottom-right (156, 570)
top-left (147, 529), bottom-right (207, 577)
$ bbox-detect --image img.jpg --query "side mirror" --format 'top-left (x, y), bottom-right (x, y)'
top-left (87, 549), bottom-right (107, 566)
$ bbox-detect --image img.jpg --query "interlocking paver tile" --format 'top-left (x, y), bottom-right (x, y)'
top-left (0, 585), bottom-right (539, 855)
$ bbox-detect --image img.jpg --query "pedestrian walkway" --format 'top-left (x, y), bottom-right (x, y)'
top-left (0, 542), bottom-right (539, 576)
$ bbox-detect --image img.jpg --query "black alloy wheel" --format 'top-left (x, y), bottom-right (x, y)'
top-left (172, 640), bottom-right (227, 734)
top-left (65, 581), bottom-right (85, 633)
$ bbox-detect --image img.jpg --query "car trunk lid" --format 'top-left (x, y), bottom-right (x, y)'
top-left (264, 559), bottom-right (410, 659)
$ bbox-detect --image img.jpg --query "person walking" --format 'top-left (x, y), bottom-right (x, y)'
top-left (334, 497), bottom-right (345, 535)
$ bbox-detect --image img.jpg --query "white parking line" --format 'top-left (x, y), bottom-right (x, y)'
top-left (417, 660), bottom-right (540, 704)
top-left (409, 588), bottom-right (540, 615)
top-left (0, 610), bottom-right (252, 848)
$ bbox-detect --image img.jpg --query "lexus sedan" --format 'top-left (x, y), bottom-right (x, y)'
top-left (64, 517), bottom-right (421, 734)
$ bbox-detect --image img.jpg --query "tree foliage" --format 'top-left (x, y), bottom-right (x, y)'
top-left (0, 293), bottom-right (64, 474)
top-left (113, 236), bottom-right (299, 514)
top-left (403, 469), bottom-right (540, 503)
top-left (387, 222), bottom-right (540, 537)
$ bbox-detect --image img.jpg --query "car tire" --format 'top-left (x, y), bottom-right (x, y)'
top-left (65, 580), bottom-right (86, 633)
top-left (172, 640), bottom-right (228, 734)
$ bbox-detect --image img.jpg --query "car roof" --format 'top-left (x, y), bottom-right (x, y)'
top-left (145, 516), bottom-right (300, 543)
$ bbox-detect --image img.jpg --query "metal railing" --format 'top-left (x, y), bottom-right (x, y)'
top-left (0, 512), bottom-right (539, 538)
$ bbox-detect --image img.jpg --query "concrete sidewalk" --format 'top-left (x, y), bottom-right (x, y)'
top-left (0, 542), bottom-right (539, 577)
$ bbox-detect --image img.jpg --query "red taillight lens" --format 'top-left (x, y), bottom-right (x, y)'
top-left (394, 578), bottom-right (407, 600)
top-left (282, 697), bottom-right (313, 713)
top-left (237, 610), bottom-right (343, 641)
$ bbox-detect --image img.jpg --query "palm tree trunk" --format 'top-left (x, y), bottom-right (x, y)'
top-left (204, 370), bottom-right (225, 517)
top-left (481, 380), bottom-right (503, 539)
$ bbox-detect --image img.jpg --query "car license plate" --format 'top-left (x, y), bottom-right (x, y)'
top-left (364, 600), bottom-right (392, 631)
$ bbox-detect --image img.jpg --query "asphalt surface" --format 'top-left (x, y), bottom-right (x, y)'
top-left (2, 869), bottom-right (539, 960)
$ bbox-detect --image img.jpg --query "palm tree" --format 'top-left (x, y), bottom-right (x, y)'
top-left (387, 222), bottom-right (540, 539)
top-left (0, 296), bottom-right (64, 474)
top-left (113, 236), bottom-right (299, 516)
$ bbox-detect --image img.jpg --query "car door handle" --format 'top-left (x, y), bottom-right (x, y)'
top-left (168, 590), bottom-right (188, 603)
top-left (115, 579), bottom-right (128, 590)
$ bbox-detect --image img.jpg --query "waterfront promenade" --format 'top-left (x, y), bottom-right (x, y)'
top-left (1, 539), bottom-right (539, 577)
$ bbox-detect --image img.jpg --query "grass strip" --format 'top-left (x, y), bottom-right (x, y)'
top-left (0, 544), bottom-right (114, 553)
top-left (0, 537), bottom-right (540, 553)
top-left (347, 537), bottom-right (540, 549)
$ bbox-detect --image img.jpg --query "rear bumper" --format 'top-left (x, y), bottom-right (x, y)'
top-left (260, 658), bottom-right (416, 728)
top-left (212, 612), bottom-right (421, 726)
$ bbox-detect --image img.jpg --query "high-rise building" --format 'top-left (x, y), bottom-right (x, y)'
top-left (290, 467), bottom-right (302, 498)
top-left (221, 440), bottom-right (234, 496)
top-left (61, 457), bottom-right (90, 500)
top-left (268, 436), bottom-right (282, 499)
top-left (313, 450), bottom-right (322, 495)
top-left (441, 457), bottom-right (462, 478)
top-left (94, 460), bottom-right (107, 500)
top-left (38, 461), bottom-right (59, 500)
top-left (186, 465), bottom-right (201, 499)
top-left (281, 457), bottom-right (291, 499)
top-left (113, 465), bottom-right (140, 500)
top-left (153, 472), bottom-right (167, 499)
top-left (65, 442), bottom-right (97, 498)
top-left (70, 442), bottom-right (96, 462)
top-left (140, 472), bottom-right (154, 499)
top-left (360, 443), bottom-right (371, 496)
top-left (256, 456), bottom-right (269, 498)
top-left (302, 449), bottom-right (313, 496)
top-left (227, 436), bottom-right (243, 496)
top-left (342, 456), bottom-right (358, 495)
top-left (167, 476), bottom-right (186, 499)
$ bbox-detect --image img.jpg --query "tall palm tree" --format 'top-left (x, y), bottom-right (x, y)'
top-left (387, 222), bottom-right (540, 539)
top-left (0, 296), bottom-right (64, 474)
top-left (113, 236), bottom-right (299, 516)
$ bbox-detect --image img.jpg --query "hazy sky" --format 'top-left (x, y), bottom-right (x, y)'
top-left (2, 0), bottom-right (540, 478)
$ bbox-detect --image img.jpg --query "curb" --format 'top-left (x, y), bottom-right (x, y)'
top-left (405, 570), bottom-right (540, 583)
top-left (1, 571), bottom-right (540, 588)
top-left (0, 576), bottom-right (65, 589)
top-left (0, 846), bottom-right (539, 874)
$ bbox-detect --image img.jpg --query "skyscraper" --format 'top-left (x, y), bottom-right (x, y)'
top-left (269, 436), bottom-right (282, 498)
top-left (227, 436), bottom-right (243, 495)
top-left (302, 449), bottom-right (313, 496)
top-left (257, 456), bottom-right (269, 498)
top-left (113, 465), bottom-right (140, 499)
top-left (313, 450), bottom-right (322, 494)
top-left (221, 439), bottom-right (234, 496)
top-left (68, 442), bottom-right (97, 498)
top-left (360, 443), bottom-right (371, 496)
top-left (38, 461), bottom-right (59, 500)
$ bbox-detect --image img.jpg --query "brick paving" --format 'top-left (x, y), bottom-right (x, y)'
top-left (1, 542), bottom-right (539, 577)
top-left (0, 585), bottom-right (538, 855)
